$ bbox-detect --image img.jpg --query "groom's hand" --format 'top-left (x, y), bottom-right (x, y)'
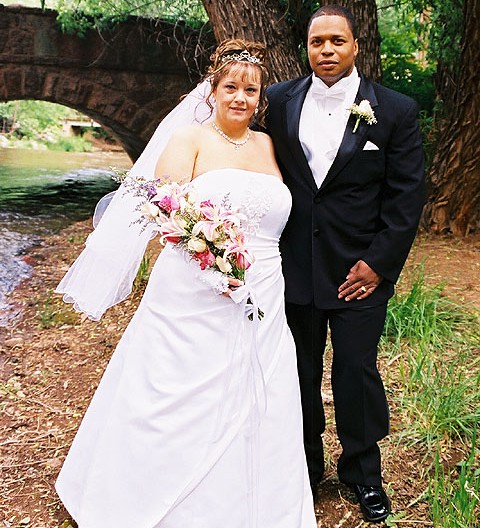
top-left (338, 260), bottom-right (383, 302)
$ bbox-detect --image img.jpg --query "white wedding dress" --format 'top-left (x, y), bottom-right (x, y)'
top-left (56, 169), bottom-right (317, 528)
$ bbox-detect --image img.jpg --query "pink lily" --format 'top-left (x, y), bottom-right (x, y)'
top-left (223, 233), bottom-right (255, 271)
top-left (158, 214), bottom-right (188, 245)
top-left (199, 200), bottom-right (243, 227)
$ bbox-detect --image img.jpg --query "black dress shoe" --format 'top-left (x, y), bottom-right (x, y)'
top-left (353, 484), bottom-right (391, 523)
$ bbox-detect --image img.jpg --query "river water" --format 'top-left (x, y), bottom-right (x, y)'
top-left (0, 148), bottom-right (131, 323)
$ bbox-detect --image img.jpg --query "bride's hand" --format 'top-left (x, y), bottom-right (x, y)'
top-left (223, 277), bottom-right (244, 297)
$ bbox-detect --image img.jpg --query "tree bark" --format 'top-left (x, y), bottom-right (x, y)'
top-left (201, 0), bottom-right (307, 82)
top-left (320, 0), bottom-right (382, 81)
top-left (422, 0), bottom-right (480, 235)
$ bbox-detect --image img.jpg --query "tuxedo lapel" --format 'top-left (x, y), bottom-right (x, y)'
top-left (317, 76), bottom-right (378, 193)
top-left (283, 77), bottom-right (317, 192)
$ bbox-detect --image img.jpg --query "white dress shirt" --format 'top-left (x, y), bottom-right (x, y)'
top-left (299, 67), bottom-right (360, 188)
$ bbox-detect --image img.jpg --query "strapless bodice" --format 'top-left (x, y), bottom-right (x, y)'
top-left (190, 168), bottom-right (292, 248)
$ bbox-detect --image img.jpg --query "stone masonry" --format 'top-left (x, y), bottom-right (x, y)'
top-left (0, 5), bottom-right (211, 160)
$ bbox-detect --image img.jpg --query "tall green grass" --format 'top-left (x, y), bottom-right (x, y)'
top-left (134, 254), bottom-right (152, 291)
top-left (383, 265), bottom-right (478, 349)
top-left (381, 265), bottom-right (480, 446)
top-left (429, 437), bottom-right (480, 527)
top-left (394, 347), bottom-right (480, 446)
top-left (380, 264), bottom-right (480, 524)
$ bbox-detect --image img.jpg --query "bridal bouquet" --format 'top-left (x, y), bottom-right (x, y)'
top-left (113, 169), bottom-right (263, 319)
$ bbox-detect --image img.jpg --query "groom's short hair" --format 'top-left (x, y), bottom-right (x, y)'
top-left (307, 4), bottom-right (357, 40)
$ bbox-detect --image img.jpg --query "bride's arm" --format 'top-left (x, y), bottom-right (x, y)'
top-left (155, 125), bottom-right (199, 182)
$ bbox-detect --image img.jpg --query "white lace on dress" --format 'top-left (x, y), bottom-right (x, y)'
top-left (196, 267), bottom-right (230, 294)
top-left (240, 178), bottom-right (272, 236)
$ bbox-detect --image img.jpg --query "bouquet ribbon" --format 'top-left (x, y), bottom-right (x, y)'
top-left (229, 284), bottom-right (259, 321)
top-left (229, 283), bottom-right (267, 435)
top-left (229, 281), bottom-right (265, 526)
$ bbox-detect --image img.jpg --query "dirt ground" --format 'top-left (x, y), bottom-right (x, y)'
top-left (0, 223), bottom-right (479, 528)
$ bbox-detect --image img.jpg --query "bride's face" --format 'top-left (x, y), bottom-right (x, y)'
top-left (213, 64), bottom-right (261, 127)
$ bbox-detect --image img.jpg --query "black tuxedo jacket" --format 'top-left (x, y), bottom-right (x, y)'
top-left (266, 74), bottom-right (425, 309)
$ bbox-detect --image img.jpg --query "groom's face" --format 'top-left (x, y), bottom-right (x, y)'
top-left (307, 15), bottom-right (358, 87)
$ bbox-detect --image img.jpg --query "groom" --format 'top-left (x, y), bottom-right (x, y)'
top-left (266, 4), bottom-right (424, 523)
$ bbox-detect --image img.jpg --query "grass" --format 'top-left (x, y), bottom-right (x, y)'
top-left (379, 264), bottom-right (480, 525)
top-left (3, 134), bottom-right (94, 152)
top-left (46, 136), bottom-right (93, 152)
top-left (67, 233), bottom-right (86, 244)
top-left (400, 349), bottom-right (480, 446)
top-left (38, 291), bottom-right (79, 328)
top-left (134, 253), bottom-right (153, 291)
top-left (383, 263), bottom-right (478, 349)
top-left (382, 265), bottom-right (480, 446)
top-left (429, 437), bottom-right (480, 527)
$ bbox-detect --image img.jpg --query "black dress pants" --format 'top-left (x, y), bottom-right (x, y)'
top-left (285, 302), bottom-right (389, 487)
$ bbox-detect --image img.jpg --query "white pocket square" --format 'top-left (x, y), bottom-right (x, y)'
top-left (363, 141), bottom-right (379, 150)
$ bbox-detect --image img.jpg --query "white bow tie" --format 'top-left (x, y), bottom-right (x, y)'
top-left (310, 79), bottom-right (347, 102)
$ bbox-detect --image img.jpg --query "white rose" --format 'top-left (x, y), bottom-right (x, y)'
top-left (216, 255), bottom-right (232, 274)
top-left (187, 237), bottom-right (207, 253)
top-left (358, 99), bottom-right (372, 112)
top-left (140, 202), bottom-right (159, 218)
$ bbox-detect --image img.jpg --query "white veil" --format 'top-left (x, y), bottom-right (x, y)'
top-left (55, 79), bottom-right (214, 321)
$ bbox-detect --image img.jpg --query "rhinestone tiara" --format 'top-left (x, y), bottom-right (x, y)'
top-left (220, 50), bottom-right (261, 64)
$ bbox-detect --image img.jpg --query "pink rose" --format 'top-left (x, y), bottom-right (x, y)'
top-left (157, 194), bottom-right (180, 214)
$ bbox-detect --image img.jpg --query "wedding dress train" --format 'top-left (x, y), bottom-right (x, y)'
top-left (56, 169), bottom-right (317, 528)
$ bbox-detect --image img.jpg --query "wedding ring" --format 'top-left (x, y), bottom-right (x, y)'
top-left (360, 285), bottom-right (367, 293)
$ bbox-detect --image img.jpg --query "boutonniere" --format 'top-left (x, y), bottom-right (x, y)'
top-left (349, 100), bottom-right (377, 133)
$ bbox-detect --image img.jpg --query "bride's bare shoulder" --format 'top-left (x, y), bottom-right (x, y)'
top-left (252, 130), bottom-right (276, 152)
top-left (252, 130), bottom-right (274, 145)
top-left (169, 123), bottom-right (205, 142)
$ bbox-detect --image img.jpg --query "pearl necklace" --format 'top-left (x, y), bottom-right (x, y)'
top-left (212, 122), bottom-right (251, 150)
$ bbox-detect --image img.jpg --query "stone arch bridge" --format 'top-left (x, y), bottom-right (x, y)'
top-left (0, 5), bottom-right (212, 160)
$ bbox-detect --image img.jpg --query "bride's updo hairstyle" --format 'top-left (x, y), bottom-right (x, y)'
top-left (205, 39), bottom-right (270, 126)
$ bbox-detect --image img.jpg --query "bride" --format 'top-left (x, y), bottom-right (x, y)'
top-left (55, 39), bottom-right (317, 528)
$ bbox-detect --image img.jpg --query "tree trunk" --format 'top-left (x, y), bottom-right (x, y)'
top-left (422, 0), bottom-right (480, 235)
top-left (320, 0), bottom-right (382, 81)
top-left (201, 0), bottom-right (306, 82)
